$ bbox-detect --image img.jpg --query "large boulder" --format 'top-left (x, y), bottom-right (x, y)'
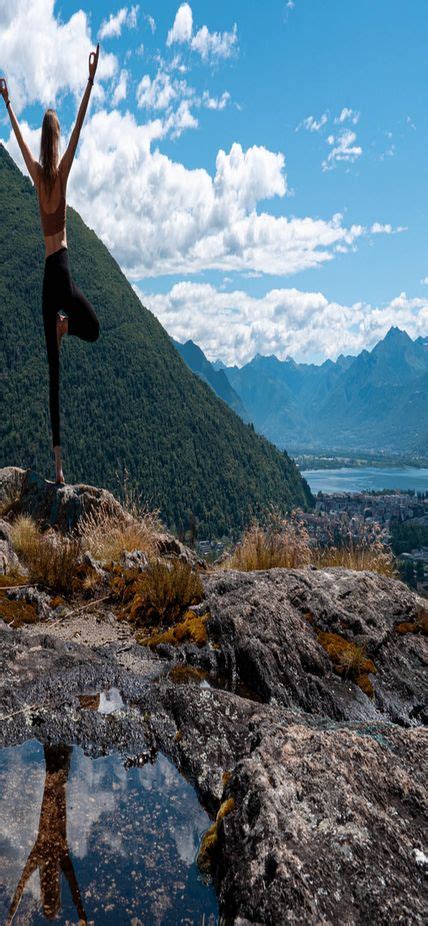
top-left (200, 567), bottom-right (427, 726)
top-left (0, 466), bottom-right (129, 533)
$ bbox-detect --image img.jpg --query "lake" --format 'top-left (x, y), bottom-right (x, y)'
top-left (301, 466), bottom-right (428, 495)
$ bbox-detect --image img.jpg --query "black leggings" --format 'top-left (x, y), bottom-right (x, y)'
top-left (42, 246), bottom-right (100, 447)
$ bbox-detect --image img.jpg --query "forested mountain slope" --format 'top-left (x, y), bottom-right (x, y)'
top-left (0, 143), bottom-right (312, 536)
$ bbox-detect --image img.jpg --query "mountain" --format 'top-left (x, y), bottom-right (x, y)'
top-left (0, 143), bottom-right (312, 537)
top-left (181, 326), bottom-right (428, 456)
top-left (172, 338), bottom-right (248, 419)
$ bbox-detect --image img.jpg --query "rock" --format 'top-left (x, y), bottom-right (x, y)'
top-left (199, 567), bottom-right (427, 726)
top-left (216, 721), bottom-right (426, 925)
top-left (156, 531), bottom-right (206, 568)
top-left (0, 466), bottom-right (131, 534)
top-left (0, 469), bottom-right (200, 568)
top-left (121, 549), bottom-right (149, 571)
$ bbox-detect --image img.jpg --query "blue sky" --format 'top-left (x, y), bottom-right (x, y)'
top-left (1, 1), bottom-right (427, 364)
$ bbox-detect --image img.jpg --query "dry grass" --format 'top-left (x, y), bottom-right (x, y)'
top-left (9, 515), bottom-right (40, 561)
top-left (9, 514), bottom-right (82, 595)
top-left (221, 511), bottom-right (396, 578)
top-left (113, 558), bottom-right (204, 628)
top-left (77, 495), bottom-right (161, 564)
top-left (224, 512), bottom-right (312, 571)
top-left (313, 537), bottom-right (397, 577)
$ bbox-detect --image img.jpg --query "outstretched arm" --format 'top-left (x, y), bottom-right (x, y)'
top-left (0, 79), bottom-right (39, 186)
top-left (60, 43), bottom-right (99, 181)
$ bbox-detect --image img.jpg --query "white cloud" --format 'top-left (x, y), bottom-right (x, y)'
top-left (166, 3), bottom-right (238, 61)
top-left (335, 107), bottom-right (360, 125)
top-left (135, 62), bottom-right (231, 134)
top-left (98, 4), bottom-right (139, 40)
top-left (0, 0), bottom-right (117, 114)
top-left (421, 277), bottom-right (428, 285)
top-left (145, 13), bottom-right (156, 34)
top-left (167, 3), bottom-right (193, 45)
top-left (202, 90), bottom-right (231, 110)
top-left (322, 129), bottom-right (362, 171)
top-left (112, 69), bottom-right (129, 105)
top-left (5, 105), bottom-right (372, 280)
top-left (190, 23), bottom-right (238, 61)
top-left (297, 113), bottom-right (328, 133)
top-left (136, 280), bottom-right (428, 366)
top-left (136, 71), bottom-right (178, 110)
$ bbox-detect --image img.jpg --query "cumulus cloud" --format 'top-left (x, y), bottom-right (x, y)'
top-left (322, 129), bottom-right (362, 171)
top-left (5, 104), bottom-right (372, 280)
top-left (98, 4), bottom-right (139, 40)
top-left (112, 68), bottom-right (129, 105)
top-left (166, 3), bottom-right (238, 61)
top-left (0, 0), bottom-right (117, 114)
top-left (167, 3), bottom-right (193, 45)
top-left (135, 281), bottom-right (428, 366)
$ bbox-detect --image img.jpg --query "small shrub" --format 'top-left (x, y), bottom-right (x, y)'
top-left (112, 559), bottom-right (204, 628)
top-left (224, 512), bottom-right (311, 572)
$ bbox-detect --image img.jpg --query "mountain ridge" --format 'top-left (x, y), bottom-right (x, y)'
top-left (176, 326), bottom-right (428, 455)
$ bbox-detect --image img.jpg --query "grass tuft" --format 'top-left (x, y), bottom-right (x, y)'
top-left (110, 558), bottom-right (204, 628)
top-left (77, 495), bottom-right (161, 564)
top-left (224, 511), bottom-right (311, 571)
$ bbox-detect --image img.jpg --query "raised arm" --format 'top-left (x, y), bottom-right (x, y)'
top-left (60, 43), bottom-right (99, 181)
top-left (0, 78), bottom-right (39, 186)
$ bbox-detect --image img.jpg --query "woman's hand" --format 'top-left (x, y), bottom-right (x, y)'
top-left (0, 78), bottom-right (9, 104)
top-left (88, 44), bottom-right (99, 81)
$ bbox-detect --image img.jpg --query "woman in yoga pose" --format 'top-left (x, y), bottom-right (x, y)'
top-left (0, 46), bottom-right (101, 485)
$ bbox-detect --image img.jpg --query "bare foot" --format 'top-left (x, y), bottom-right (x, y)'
top-left (56, 313), bottom-right (68, 352)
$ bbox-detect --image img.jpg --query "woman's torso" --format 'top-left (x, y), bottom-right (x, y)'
top-left (36, 165), bottom-right (68, 258)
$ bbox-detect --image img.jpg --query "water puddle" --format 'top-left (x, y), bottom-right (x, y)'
top-left (0, 740), bottom-right (218, 925)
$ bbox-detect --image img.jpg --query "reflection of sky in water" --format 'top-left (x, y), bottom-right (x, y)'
top-left (0, 740), bottom-right (218, 925)
top-left (303, 466), bottom-right (428, 495)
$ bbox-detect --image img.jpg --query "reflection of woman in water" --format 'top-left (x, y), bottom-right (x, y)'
top-left (6, 745), bottom-right (86, 924)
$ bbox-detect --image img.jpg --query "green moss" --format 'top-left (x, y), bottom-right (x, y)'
top-left (394, 611), bottom-right (428, 636)
top-left (197, 798), bottom-right (235, 873)
top-left (138, 610), bottom-right (210, 648)
top-left (316, 630), bottom-right (376, 697)
top-left (0, 595), bottom-right (38, 627)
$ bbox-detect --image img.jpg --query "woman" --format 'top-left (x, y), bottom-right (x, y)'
top-left (0, 46), bottom-right (101, 485)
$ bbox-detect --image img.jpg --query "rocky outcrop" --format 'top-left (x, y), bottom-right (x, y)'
top-left (0, 467), bottom-right (426, 924)
top-left (0, 466), bottom-right (203, 566)
top-left (200, 567), bottom-right (428, 726)
top-left (0, 466), bottom-right (129, 533)
top-left (0, 619), bottom-right (426, 926)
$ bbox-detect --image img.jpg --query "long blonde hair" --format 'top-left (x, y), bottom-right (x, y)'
top-left (39, 109), bottom-right (60, 198)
